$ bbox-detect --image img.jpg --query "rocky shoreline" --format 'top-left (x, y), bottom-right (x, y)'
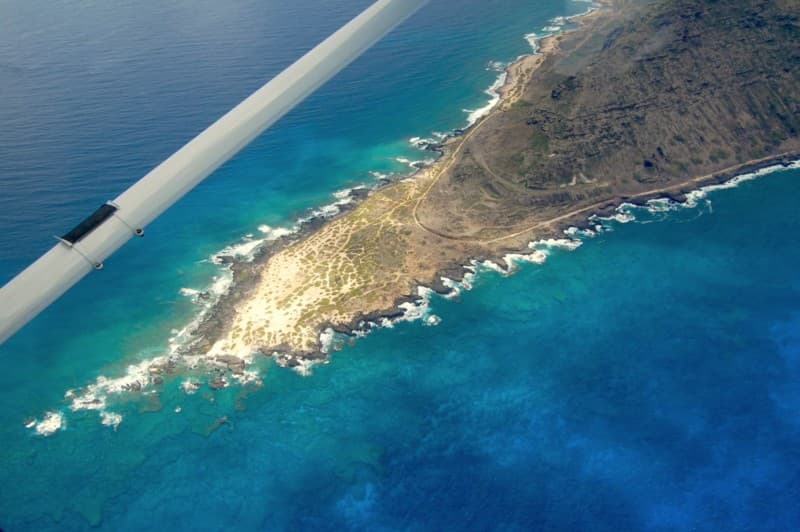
top-left (180, 145), bottom-right (446, 366)
top-left (155, 0), bottom-right (800, 381)
top-left (58, 136), bottom-right (797, 421)
top-left (43, 0), bottom-right (800, 435)
top-left (176, 3), bottom-right (609, 370)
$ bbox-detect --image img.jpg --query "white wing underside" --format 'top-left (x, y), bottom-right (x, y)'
top-left (0, 0), bottom-right (427, 344)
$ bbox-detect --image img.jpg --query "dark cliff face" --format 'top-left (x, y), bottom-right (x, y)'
top-left (419, 0), bottom-right (800, 237)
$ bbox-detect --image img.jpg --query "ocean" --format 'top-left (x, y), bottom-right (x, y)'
top-left (1, 0), bottom-right (799, 530)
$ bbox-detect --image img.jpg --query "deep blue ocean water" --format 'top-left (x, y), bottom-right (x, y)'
top-left (1, 0), bottom-right (799, 530)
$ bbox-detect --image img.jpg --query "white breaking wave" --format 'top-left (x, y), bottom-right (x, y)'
top-left (599, 209), bottom-right (637, 225)
top-left (524, 33), bottom-right (540, 53)
top-left (181, 380), bottom-right (200, 394)
top-left (595, 160), bottom-right (800, 227)
top-left (100, 411), bottom-right (122, 431)
top-left (395, 156), bottom-right (436, 169)
top-left (319, 328), bottom-right (339, 355)
top-left (440, 275), bottom-right (471, 298)
top-left (408, 135), bottom-right (445, 151)
top-left (299, 185), bottom-right (366, 223)
top-left (464, 71), bottom-right (508, 128)
top-left (213, 237), bottom-right (264, 263)
top-left (532, 238), bottom-right (583, 251)
top-left (395, 287), bottom-right (437, 324)
top-left (311, 286), bottom-right (443, 373)
top-left (34, 185), bottom-right (375, 435)
top-left (425, 314), bottom-right (442, 326)
top-left (29, 411), bottom-right (64, 436)
top-left (436, 243), bottom-right (570, 299)
top-left (487, 60), bottom-right (507, 72)
top-left (504, 250), bottom-right (549, 268)
top-left (258, 224), bottom-right (298, 241)
top-left (565, 226), bottom-right (598, 239)
top-left (369, 170), bottom-right (391, 181)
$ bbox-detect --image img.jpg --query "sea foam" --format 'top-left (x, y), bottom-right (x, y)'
top-left (29, 411), bottom-right (64, 436)
top-left (595, 160), bottom-right (800, 228)
top-left (288, 157), bottom-right (800, 385)
top-left (524, 33), bottom-right (540, 53)
top-left (100, 411), bottom-right (122, 431)
top-left (51, 184), bottom-right (373, 422)
top-left (464, 71), bottom-right (508, 128)
top-left (34, 11), bottom-right (796, 435)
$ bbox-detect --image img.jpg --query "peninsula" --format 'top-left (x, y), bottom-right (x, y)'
top-left (192, 0), bottom-right (800, 370)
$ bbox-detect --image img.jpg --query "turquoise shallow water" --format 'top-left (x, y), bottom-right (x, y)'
top-left (1, 0), bottom-right (800, 530)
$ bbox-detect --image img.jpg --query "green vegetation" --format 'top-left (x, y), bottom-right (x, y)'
top-left (772, 130), bottom-right (788, 144)
top-left (528, 133), bottom-right (550, 154)
top-left (709, 149), bottom-right (731, 164)
top-left (749, 145), bottom-right (766, 159)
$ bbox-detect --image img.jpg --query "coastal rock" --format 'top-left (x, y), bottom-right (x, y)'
top-left (123, 381), bottom-right (142, 392)
top-left (186, 0), bottom-right (800, 365)
top-left (215, 355), bottom-right (245, 375)
top-left (209, 376), bottom-right (227, 390)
